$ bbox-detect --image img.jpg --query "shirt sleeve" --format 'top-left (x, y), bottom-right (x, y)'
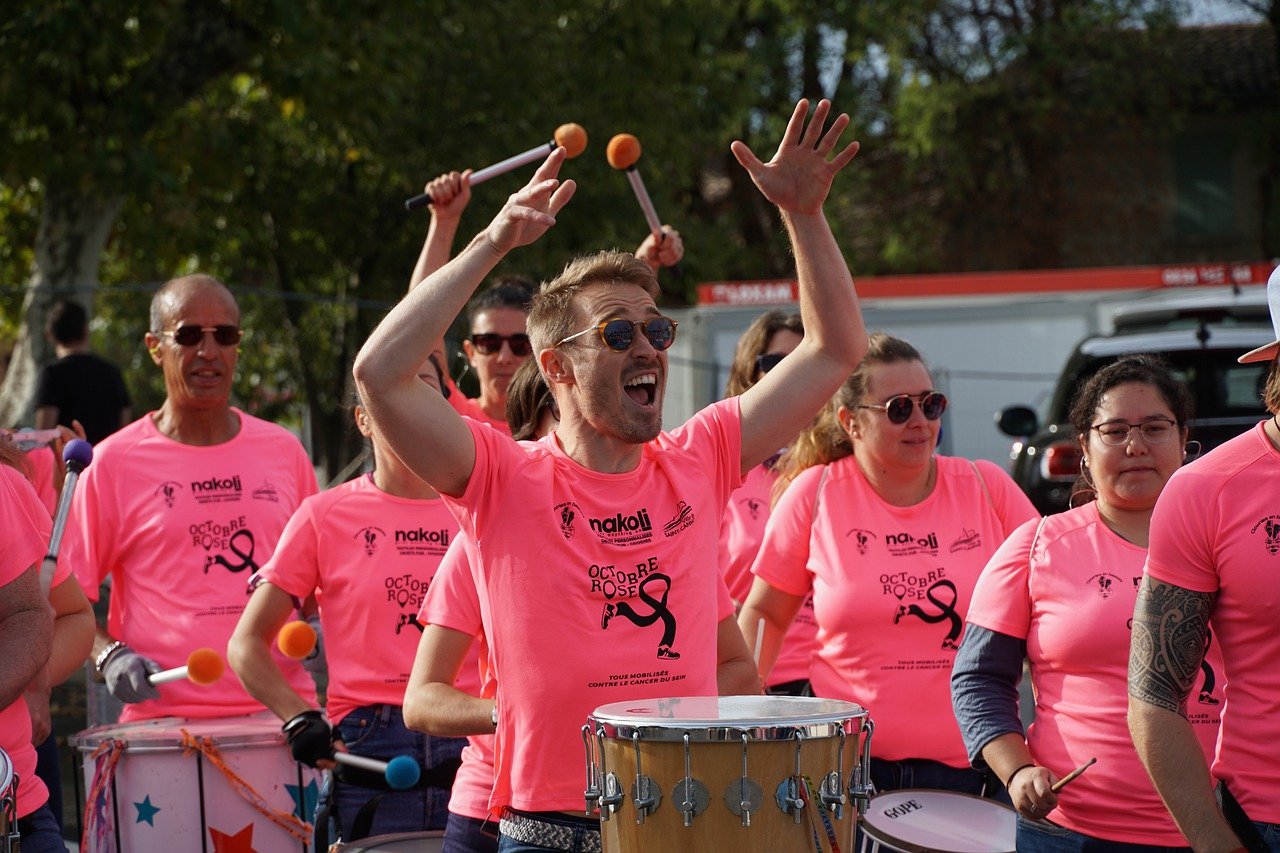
top-left (951, 624), bottom-right (1027, 769)
top-left (965, 516), bottom-right (1041, 638)
top-left (259, 498), bottom-right (321, 600)
top-left (0, 466), bottom-right (51, 586)
top-left (421, 535), bottom-right (482, 635)
top-left (975, 459), bottom-right (1039, 537)
top-left (63, 453), bottom-right (119, 601)
top-left (750, 466), bottom-right (821, 598)
top-left (1144, 467), bottom-right (1219, 593)
top-left (664, 398), bottom-right (744, 510)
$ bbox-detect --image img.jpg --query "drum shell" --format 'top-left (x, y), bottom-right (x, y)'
top-left (70, 713), bottom-right (321, 853)
top-left (588, 696), bottom-right (869, 853)
top-left (0, 747), bottom-right (13, 852)
top-left (332, 830), bottom-right (445, 851)
top-left (859, 789), bottom-right (1016, 853)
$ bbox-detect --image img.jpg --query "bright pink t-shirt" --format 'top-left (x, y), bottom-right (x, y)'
top-left (720, 463), bottom-right (817, 687)
top-left (63, 410), bottom-right (318, 721)
top-left (24, 446), bottom-right (57, 516)
top-left (260, 472), bottom-right (459, 724)
top-left (420, 533), bottom-right (496, 821)
top-left (968, 503), bottom-right (1221, 844)
top-left (754, 455), bottom-right (1036, 767)
top-left (1145, 422), bottom-right (1280, 823)
top-left (0, 464), bottom-right (58, 817)
top-left (445, 401), bottom-right (742, 813)
top-left (445, 379), bottom-right (511, 436)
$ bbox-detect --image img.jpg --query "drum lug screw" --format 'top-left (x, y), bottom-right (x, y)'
top-left (630, 732), bottom-right (661, 824)
top-left (581, 725), bottom-right (601, 816)
top-left (821, 726), bottom-right (847, 820)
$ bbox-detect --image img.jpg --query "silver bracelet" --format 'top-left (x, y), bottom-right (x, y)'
top-left (94, 640), bottom-right (126, 677)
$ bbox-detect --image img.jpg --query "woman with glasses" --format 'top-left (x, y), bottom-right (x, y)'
top-left (718, 310), bottom-right (818, 695)
top-left (738, 332), bottom-right (1036, 796)
top-left (230, 352), bottom-right (466, 845)
top-left (952, 355), bottom-right (1222, 850)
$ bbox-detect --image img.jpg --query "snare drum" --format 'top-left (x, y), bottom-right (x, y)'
top-left (0, 748), bottom-right (16, 853)
top-left (586, 695), bottom-right (872, 853)
top-left (70, 713), bottom-right (322, 853)
top-left (332, 830), bottom-right (445, 851)
top-left (858, 789), bottom-right (1015, 853)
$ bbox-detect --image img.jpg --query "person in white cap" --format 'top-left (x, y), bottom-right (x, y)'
top-left (1128, 264), bottom-right (1280, 852)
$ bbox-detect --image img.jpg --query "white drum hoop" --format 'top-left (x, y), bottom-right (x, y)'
top-left (859, 789), bottom-right (1016, 853)
top-left (589, 696), bottom-right (866, 743)
top-left (0, 747), bottom-right (16, 853)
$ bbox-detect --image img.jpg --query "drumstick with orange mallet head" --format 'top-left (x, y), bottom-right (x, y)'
top-left (146, 648), bottom-right (225, 687)
top-left (607, 133), bottom-right (682, 276)
top-left (404, 123), bottom-right (588, 211)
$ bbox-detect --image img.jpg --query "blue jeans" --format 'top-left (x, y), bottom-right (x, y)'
top-left (34, 732), bottom-right (62, 834)
top-left (1016, 814), bottom-right (1191, 852)
top-left (444, 811), bottom-right (500, 853)
top-left (16, 804), bottom-right (65, 853)
top-left (869, 756), bottom-right (993, 797)
top-left (1253, 821), bottom-right (1280, 853)
top-left (328, 704), bottom-right (465, 840)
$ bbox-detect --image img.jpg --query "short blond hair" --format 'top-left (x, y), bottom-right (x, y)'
top-left (528, 251), bottom-right (658, 354)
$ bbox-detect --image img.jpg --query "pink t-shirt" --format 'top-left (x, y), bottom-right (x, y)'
top-left (63, 410), bottom-right (318, 721)
top-left (24, 446), bottom-right (57, 516)
top-left (969, 503), bottom-right (1221, 844)
top-left (0, 464), bottom-right (57, 817)
top-left (754, 455), bottom-right (1036, 767)
top-left (260, 473), bottom-right (459, 724)
top-left (445, 379), bottom-right (512, 436)
top-left (720, 463), bottom-right (817, 687)
top-left (445, 401), bottom-right (742, 812)
top-left (1145, 422), bottom-right (1280, 823)
top-left (421, 533), bottom-right (496, 821)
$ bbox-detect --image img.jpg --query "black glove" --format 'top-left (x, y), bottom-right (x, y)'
top-left (282, 709), bottom-right (332, 768)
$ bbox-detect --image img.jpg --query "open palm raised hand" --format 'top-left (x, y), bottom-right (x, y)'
top-left (730, 99), bottom-right (859, 216)
top-left (483, 147), bottom-right (578, 255)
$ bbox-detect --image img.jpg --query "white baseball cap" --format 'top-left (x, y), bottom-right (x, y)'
top-left (1239, 264), bottom-right (1280, 364)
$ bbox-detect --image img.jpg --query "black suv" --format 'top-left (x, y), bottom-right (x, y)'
top-left (997, 287), bottom-right (1273, 515)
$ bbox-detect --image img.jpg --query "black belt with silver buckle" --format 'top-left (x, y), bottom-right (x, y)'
top-left (498, 808), bottom-right (602, 853)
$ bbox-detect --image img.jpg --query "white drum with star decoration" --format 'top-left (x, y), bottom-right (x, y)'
top-left (70, 712), bottom-right (321, 852)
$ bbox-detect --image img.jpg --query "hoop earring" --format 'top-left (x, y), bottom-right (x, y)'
top-left (1079, 458), bottom-right (1096, 489)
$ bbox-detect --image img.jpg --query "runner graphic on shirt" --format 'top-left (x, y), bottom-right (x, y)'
top-left (891, 578), bottom-right (962, 649)
top-left (600, 572), bottom-right (681, 659)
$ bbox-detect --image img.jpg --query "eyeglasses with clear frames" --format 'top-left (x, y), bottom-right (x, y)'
top-left (1090, 418), bottom-right (1177, 446)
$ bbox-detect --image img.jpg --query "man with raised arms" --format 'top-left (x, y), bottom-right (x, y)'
top-left (354, 98), bottom-right (865, 852)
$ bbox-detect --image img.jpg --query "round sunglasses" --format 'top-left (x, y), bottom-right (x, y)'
top-left (556, 316), bottom-right (678, 352)
top-left (470, 332), bottom-right (533, 357)
top-left (156, 325), bottom-right (243, 347)
top-left (856, 391), bottom-right (948, 424)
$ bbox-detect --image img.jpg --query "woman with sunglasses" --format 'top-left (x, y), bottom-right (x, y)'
top-left (230, 350), bottom-right (467, 845)
top-left (738, 332), bottom-right (1037, 796)
top-left (952, 355), bottom-right (1222, 850)
top-left (718, 310), bottom-right (818, 695)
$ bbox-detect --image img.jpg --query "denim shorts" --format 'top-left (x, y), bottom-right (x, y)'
top-left (328, 704), bottom-right (466, 840)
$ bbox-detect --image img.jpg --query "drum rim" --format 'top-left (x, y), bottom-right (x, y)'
top-left (333, 829), bottom-right (446, 849)
top-left (0, 747), bottom-right (11, 793)
top-left (860, 788), bottom-right (1016, 853)
top-left (68, 714), bottom-right (285, 751)
top-left (589, 695), bottom-right (868, 741)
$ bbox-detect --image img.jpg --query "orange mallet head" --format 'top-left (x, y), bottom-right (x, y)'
top-left (278, 619), bottom-right (318, 659)
top-left (186, 648), bottom-right (225, 685)
top-left (606, 133), bottom-right (642, 170)
top-left (554, 123), bottom-right (588, 159)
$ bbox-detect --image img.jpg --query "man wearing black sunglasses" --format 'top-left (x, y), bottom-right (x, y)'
top-left (357, 98), bottom-right (867, 849)
top-left (62, 274), bottom-right (320, 724)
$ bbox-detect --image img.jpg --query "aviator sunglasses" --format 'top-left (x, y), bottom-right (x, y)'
top-left (470, 333), bottom-right (533, 357)
top-left (856, 391), bottom-right (948, 424)
top-left (556, 316), bottom-right (678, 352)
top-left (156, 325), bottom-right (244, 347)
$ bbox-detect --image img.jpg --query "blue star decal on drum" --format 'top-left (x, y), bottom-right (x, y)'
top-left (286, 777), bottom-right (319, 822)
top-left (134, 794), bottom-right (161, 826)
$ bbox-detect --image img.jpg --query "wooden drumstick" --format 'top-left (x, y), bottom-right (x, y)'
top-left (1050, 757), bottom-right (1096, 793)
top-left (752, 618), bottom-right (765, 667)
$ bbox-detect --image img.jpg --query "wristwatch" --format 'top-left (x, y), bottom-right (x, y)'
top-left (94, 640), bottom-right (126, 680)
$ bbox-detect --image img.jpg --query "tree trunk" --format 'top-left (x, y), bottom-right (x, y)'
top-left (0, 185), bottom-right (122, 427)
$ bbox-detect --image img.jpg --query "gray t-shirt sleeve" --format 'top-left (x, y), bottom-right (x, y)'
top-left (951, 623), bottom-right (1026, 771)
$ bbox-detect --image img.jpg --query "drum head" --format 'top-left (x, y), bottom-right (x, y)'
top-left (68, 712), bottom-right (284, 753)
top-left (860, 790), bottom-right (1015, 853)
top-left (589, 695), bottom-right (867, 742)
top-left (336, 831), bottom-right (445, 851)
top-left (0, 746), bottom-right (12, 793)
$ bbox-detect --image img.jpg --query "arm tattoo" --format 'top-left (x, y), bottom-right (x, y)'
top-left (1129, 577), bottom-right (1214, 714)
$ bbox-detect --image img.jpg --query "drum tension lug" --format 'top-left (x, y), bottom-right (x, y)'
top-left (581, 725), bottom-right (601, 816)
top-left (821, 726), bottom-right (847, 820)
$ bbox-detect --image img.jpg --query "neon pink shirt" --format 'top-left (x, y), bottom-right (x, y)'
top-left (969, 503), bottom-right (1221, 844)
top-left (720, 463), bottom-right (817, 687)
top-left (260, 472), bottom-right (458, 724)
top-left (63, 410), bottom-right (318, 721)
top-left (24, 446), bottom-right (57, 516)
top-left (445, 401), bottom-right (742, 812)
top-left (0, 464), bottom-right (57, 816)
top-left (754, 455), bottom-right (1036, 767)
top-left (421, 533), bottom-right (496, 821)
top-left (1145, 422), bottom-right (1280, 823)
top-left (445, 379), bottom-right (511, 436)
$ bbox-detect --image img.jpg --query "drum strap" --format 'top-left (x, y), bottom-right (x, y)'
top-left (1218, 780), bottom-right (1268, 853)
top-left (336, 756), bottom-right (462, 842)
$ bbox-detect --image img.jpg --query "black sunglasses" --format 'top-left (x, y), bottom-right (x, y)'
top-left (556, 316), bottom-right (678, 352)
top-left (856, 391), bottom-right (948, 425)
top-left (755, 352), bottom-right (787, 375)
top-left (158, 325), bottom-right (243, 347)
top-left (470, 333), bottom-right (532, 357)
